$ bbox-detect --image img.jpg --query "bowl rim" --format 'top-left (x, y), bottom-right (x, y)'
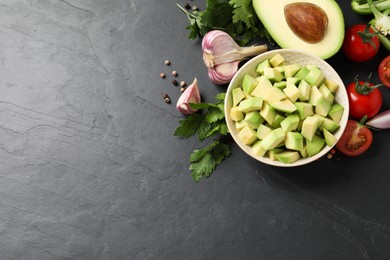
top-left (224, 48), bottom-right (349, 167)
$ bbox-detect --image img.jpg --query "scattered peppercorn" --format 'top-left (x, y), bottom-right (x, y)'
top-left (160, 73), bottom-right (166, 79)
top-left (184, 3), bottom-right (191, 10)
top-left (172, 79), bottom-right (178, 86)
top-left (192, 5), bottom-right (199, 11)
top-left (162, 93), bottom-right (171, 103)
top-left (327, 153), bottom-right (333, 159)
top-left (330, 149), bottom-right (336, 155)
top-left (180, 81), bottom-right (187, 87)
top-left (164, 59), bottom-right (171, 65)
top-left (180, 87), bottom-right (186, 92)
top-left (172, 70), bottom-right (178, 77)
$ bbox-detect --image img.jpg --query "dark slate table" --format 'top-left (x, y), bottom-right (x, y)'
top-left (1, 0), bottom-right (389, 259)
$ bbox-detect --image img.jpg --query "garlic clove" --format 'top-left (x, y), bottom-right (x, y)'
top-left (176, 78), bottom-right (201, 115)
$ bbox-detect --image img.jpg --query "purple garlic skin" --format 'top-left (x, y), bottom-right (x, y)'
top-left (176, 78), bottom-right (201, 116)
top-left (207, 61), bottom-right (240, 85)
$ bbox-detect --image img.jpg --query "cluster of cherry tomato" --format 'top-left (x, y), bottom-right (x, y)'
top-left (336, 24), bottom-right (389, 156)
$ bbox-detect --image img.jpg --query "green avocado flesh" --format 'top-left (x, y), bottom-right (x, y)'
top-left (230, 54), bottom-right (345, 164)
top-left (253, 0), bottom-right (345, 59)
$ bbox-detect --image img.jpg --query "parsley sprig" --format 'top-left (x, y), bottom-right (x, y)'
top-left (177, 0), bottom-right (272, 45)
top-left (174, 93), bottom-right (231, 182)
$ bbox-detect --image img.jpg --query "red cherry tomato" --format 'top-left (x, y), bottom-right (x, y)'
top-left (347, 76), bottom-right (382, 120)
top-left (342, 25), bottom-right (380, 62)
top-left (336, 120), bottom-right (373, 156)
top-left (378, 55), bottom-right (390, 88)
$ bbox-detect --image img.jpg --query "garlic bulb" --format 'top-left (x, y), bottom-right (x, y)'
top-left (176, 78), bottom-right (201, 115)
top-left (202, 30), bottom-right (268, 85)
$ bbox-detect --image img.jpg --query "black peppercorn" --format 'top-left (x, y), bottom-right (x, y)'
top-left (162, 93), bottom-right (171, 103)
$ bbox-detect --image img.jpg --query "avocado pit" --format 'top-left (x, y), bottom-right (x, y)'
top-left (284, 2), bottom-right (328, 44)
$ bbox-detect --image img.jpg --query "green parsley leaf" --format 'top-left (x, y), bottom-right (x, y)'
top-left (189, 140), bottom-right (231, 182)
top-left (213, 142), bottom-right (231, 164)
top-left (230, 0), bottom-right (256, 28)
top-left (174, 113), bottom-right (203, 138)
top-left (215, 92), bottom-right (226, 101)
top-left (205, 106), bottom-right (224, 123)
top-left (174, 92), bottom-right (231, 182)
top-left (177, 0), bottom-right (272, 46)
top-left (190, 152), bottom-right (216, 182)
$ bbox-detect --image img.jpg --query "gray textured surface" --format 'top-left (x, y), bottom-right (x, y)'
top-left (1, 0), bottom-right (390, 259)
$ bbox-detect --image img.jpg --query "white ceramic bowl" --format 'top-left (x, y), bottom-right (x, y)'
top-left (225, 49), bottom-right (349, 167)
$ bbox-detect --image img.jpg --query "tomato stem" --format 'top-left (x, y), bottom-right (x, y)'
top-left (357, 24), bottom-right (380, 49)
top-left (354, 73), bottom-right (383, 95)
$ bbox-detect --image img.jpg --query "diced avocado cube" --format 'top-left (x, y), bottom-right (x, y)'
top-left (251, 76), bottom-right (273, 98)
top-left (275, 151), bottom-right (300, 164)
top-left (245, 111), bottom-right (264, 129)
top-left (238, 96), bottom-right (263, 113)
top-left (309, 85), bottom-right (324, 106)
top-left (320, 117), bottom-right (340, 133)
top-left (270, 113), bottom-right (285, 128)
top-left (283, 82), bottom-right (301, 102)
top-left (273, 81), bottom-right (287, 89)
top-left (274, 66), bottom-right (285, 75)
top-left (257, 124), bottom-right (272, 140)
top-left (269, 53), bottom-right (285, 67)
top-left (261, 128), bottom-right (286, 150)
top-left (242, 74), bottom-right (257, 95)
top-left (295, 102), bottom-right (314, 119)
top-left (252, 140), bottom-right (267, 157)
top-left (298, 80), bottom-right (311, 101)
top-left (235, 120), bottom-right (249, 131)
top-left (260, 102), bottom-right (276, 125)
top-left (284, 63), bottom-right (302, 78)
top-left (301, 115), bottom-right (321, 142)
top-left (280, 114), bottom-right (300, 132)
top-left (264, 87), bottom-right (287, 104)
top-left (299, 144), bottom-right (308, 158)
top-left (267, 148), bottom-right (284, 161)
top-left (305, 66), bottom-right (325, 87)
top-left (263, 67), bottom-right (284, 82)
top-left (319, 84), bottom-right (334, 104)
top-left (315, 96), bottom-right (332, 117)
top-left (312, 114), bottom-right (325, 128)
top-left (270, 99), bottom-right (297, 114)
top-left (324, 79), bottom-right (339, 93)
top-left (230, 106), bottom-right (244, 121)
top-left (286, 77), bottom-right (301, 86)
top-left (306, 135), bottom-right (325, 157)
top-left (256, 59), bottom-right (271, 75)
top-left (296, 119), bottom-right (304, 131)
top-left (294, 66), bottom-right (310, 79)
top-left (232, 87), bottom-right (246, 107)
top-left (285, 132), bottom-right (304, 151)
top-left (323, 128), bottom-right (337, 147)
top-left (237, 125), bottom-right (257, 145)
top-left (328, 103), bottom-right (344, 124)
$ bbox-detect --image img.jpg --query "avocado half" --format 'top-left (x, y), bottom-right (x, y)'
top-left (253, 0), bottom-right (345, 59)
